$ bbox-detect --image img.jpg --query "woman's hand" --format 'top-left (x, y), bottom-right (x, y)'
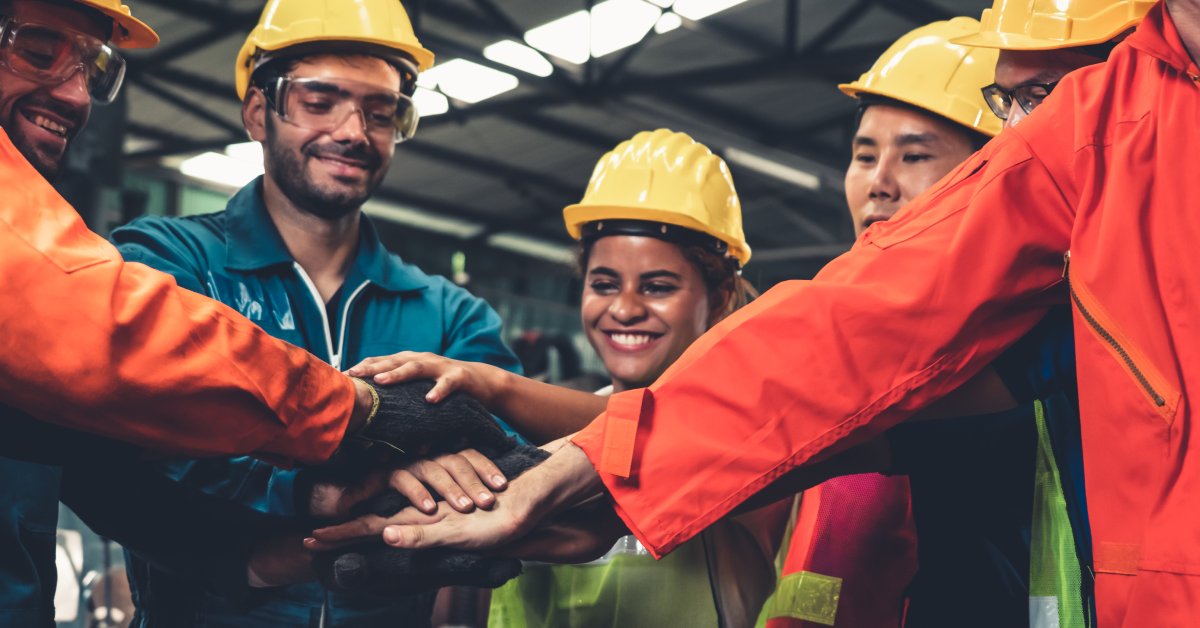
top-left (346, 352), bottom-right (508, 405)
top-left (308, 449), bottom-right (508, 519)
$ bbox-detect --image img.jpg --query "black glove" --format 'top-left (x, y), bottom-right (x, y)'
top-left (313, 445), bottom-right (551, 595)
top-left (303, 381), bottom-right (518, 493)
top-left (357, 380), bottom-right (515, 458)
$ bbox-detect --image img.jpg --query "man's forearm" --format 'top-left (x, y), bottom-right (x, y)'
top-left (0, 130), bottom-right (357, 464)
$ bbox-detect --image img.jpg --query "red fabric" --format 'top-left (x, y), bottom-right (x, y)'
top-left (767, 475), bottom-right (916, 628)
top-left (0, 127), bottom-right (353, 465)
top-left (573, 3), bottom-right (1200, 624)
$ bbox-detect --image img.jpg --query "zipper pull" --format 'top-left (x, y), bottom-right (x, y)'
top-left (1062, 250), bottom-right (1071, 279)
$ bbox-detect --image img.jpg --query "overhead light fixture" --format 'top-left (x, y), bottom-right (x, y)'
top-left (590, 0), bottom-right (662, 58)
top-left (413, 87), bottom-right (449, 117)
top-left (420, 59), bottom-right (520, 104)
top-left (524, 10), bottom-right (590, 64)
top-left (224, 141), bottom-right (263, 164)
top-left (654, 11), bottom-right (683, 33)
top-left (362, 199), bottom-right (485, 239)
top-left (724, 147), bottom-right (821, 191)
top-left (486, 232), bottom-right (576, 265)
top-left (178, 142), bottom-right (264, 190)
top-left (672, 0), bottom-right (748, 21)
top-left (524, 0), bottom-right (666, 63)
top-left (646, 0), bottom-right (675, 7)
top-left (483, 40), bottom-right (555, 77)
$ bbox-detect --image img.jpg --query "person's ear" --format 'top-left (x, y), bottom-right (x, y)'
top-left (243, 88), bottom-right (268, 143)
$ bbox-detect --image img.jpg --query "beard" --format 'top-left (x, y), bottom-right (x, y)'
top-left (1, 91), bottom-right (85, 181)
top-left (264, 116), bottom-right (385, 221)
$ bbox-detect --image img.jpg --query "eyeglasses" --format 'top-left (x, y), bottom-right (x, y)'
top-left (0, 17), bottom-right (126, 104)
top-left (981, 81), bottom-right (1059, 121)
top-left (259, 75), bottom-right (419, 144)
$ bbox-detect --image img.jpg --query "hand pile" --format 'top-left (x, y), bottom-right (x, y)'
top-left (304, 381), bottom-right (549, 595)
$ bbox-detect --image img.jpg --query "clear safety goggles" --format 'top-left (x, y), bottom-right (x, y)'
top-left (0, 16), bottom-right (126, 104)
top-left (981, 81), bottom-right (1059, 121)
top-left (260, 75), bottom-right (419, 144)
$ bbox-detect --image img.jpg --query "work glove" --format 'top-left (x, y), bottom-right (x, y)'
top-left (356, 380), bottom-right (515, 457)
top-left (313, 445), bottom-right (550, 594)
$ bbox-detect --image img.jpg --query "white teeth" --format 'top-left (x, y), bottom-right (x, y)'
top-left (31, 114), bottom-right (67, 137)
top-left (610, 333), bottom-right (655, 347)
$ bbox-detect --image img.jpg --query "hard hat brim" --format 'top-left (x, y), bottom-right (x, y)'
top-left (952, 28), bottom-right (1119, 51)
top-left (564, 203), bottom-right (751, 266)
top-left (89, 5), bottom-right (159, 49)
top-left (837, 83), bottom-right (1000, 138)
top-left (255, 35), bottom-right (434, 72)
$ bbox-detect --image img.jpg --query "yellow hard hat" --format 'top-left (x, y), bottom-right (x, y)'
top-left (564, 129), bottom-right (751, 266)
top-left (75, 0), bottom-right (158, 49)
top-left (954, 0), bottom-right (1153, 50)
top-left (235, 0), bottom-right (435, 99)
top-left (840, 18), bottom-right (1002, 137)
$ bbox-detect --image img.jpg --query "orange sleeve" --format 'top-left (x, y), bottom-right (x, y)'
top-left (573, 123), bottom-right (1077, 557)
top-left (0, 130), bottom-right (352, 466)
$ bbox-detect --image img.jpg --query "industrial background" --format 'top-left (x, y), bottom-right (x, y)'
top-left (61, 0), bottom-right (991, 372)
top-left (51, 1), bottom-right (1002, 625)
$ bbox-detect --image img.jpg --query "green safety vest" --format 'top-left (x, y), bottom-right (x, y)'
top-left (489, 534), bottom-right (721, 628)
top-left (1029, 400), bottom-right (1088, 628)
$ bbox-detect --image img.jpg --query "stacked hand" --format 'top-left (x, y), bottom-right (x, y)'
top-left (279, 381), bottom-right (549, 595)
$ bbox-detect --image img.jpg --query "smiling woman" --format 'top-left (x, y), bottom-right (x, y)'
top-left (578, 231), bottom-right (752, 392)
top-left (480, 129), bottom-right (787, 628)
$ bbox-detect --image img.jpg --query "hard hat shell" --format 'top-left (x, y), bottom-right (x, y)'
top-left (73, 0), bottom-right (158, 49)
top-left (954, 0), bottom-right (1154, 51)
top-left (235, 0), bottom-right (435, 99)
top-left (564, 129), bottom-right (751, 266)
top-left (839, 18), bottom-right (1002, 137)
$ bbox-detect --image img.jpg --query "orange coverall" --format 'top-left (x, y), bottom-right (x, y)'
top-left (0, 128), bottom-right (353, 465)
top-left (573, 3), bottom-right (1199, 624)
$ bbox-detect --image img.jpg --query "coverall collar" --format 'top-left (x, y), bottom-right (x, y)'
top-left (223, 176), bottom-right (430, 293)
top-left (1130, 1), bottom-right (1198, 75)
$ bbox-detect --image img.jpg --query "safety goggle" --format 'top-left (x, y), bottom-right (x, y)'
top-left (980, 81), bottom-right (1059, 121)
top-left (0, 16), bottom-right (126, 105)
top-left (260, 75), bottom-right (419, 144)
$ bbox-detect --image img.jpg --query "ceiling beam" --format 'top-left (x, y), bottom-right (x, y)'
top-left (403, 141), bottom-right (580, 196)
top-left (507, 110), bottom-right (625, 150)
top-left (800, 0), bottom-right (875, 54)
top-left (128, 75), bottom-right (244, 136)
top-left (874, 0), bottom-right (956, 26)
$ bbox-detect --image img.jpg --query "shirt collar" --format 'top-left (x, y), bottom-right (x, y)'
top-left (223, 177), bottom-right (430, 293)
top-left (1127, 1), bottom-right (1198, 75)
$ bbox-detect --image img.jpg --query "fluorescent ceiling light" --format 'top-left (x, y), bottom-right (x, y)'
top-left (672, 0), bottom-right (748, 20)
top-left (178, 143), bottom-right (264, 190)
top-left (486, 232), bottom-right (576, 265)
top-left (224, 141), bottom-right (263, 164)
top-left (413, 87), bottom-right (449, 117)
top-left (524, 10), bottom-right (590, 64)
top-left (655, 11), bottom-right (683, 33)
top-left (421, 59), bottom-right (519, 104)
top-left (724, 147), bottom-right (821, 191)
top-left (590, 0), bottom-right (661, 58)
top-left (362, 199), bottom-right (485, 239)
top-left (646, 0), bottom-right (675, 7)
top-left (524, 0), bottom-right (663, 63)
top-left (483, 40), bottom-right (554, 77)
